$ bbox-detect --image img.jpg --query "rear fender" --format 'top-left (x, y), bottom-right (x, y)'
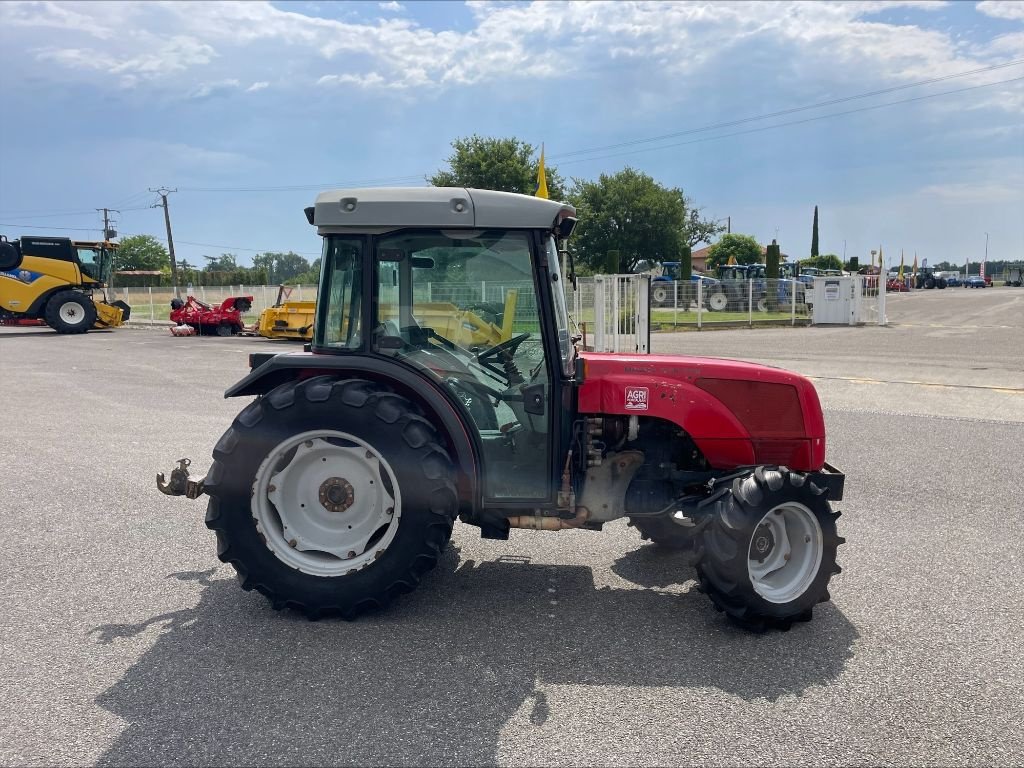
top-left (226, 352), bottom-right (481, 511)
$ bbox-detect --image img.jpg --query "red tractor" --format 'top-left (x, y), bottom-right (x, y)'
top-left (158, 188), bottom-right (844, 631)
top-left (169, 295), bottom-right (253, 336)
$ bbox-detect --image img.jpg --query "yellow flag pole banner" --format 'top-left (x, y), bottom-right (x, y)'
top-left (899, 250), bottom-right (905, 281)
top-left (535, 144), bottom-right (549, 200)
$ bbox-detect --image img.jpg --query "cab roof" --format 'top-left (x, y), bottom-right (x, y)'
top-left (309, 187), bottom-right (575, 234)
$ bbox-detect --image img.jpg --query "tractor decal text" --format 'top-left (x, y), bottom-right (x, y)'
top-left (625, 387), bottom-right (649, 410)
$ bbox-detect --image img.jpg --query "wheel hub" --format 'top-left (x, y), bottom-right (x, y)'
top-left (319, 477), bottom-right (355, 513)
top-left (750, 524), bottom-right (775, 562)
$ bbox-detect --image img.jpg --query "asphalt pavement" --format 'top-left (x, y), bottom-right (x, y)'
top-left (1, 285), bottom-right (1022, 766)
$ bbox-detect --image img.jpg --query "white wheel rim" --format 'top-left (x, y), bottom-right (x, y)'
top-left (747, 502), bottom-right (823, 604)
top-left (60, 301), bottom-right (86, 325)
top-left (652, 287), bottom-right (667, 303)
top-left (252, 429), bottom-right (402, 577)
top-left (757, 298), bottom-right (768, 312)
top-left (709, 293), bottom-right (727, 311)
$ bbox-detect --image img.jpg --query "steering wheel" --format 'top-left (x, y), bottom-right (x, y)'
top-left (476, 333), bottom-right (531, 380)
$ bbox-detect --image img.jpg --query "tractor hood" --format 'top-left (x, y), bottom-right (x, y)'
top-left (577, 352), bottom-right (827, 472)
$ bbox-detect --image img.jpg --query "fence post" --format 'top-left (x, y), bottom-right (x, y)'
top-left (149, 287), bottom-right (154, 321)
top-left (481, 281), bottom-right (487, 303)
top-left (594, 277), bottom-right (605, 351)
top-left (298, 284), bottom-right (304, 301)
top-left (748, 280), bottom-right (753, 328)
top-left (672, 280), bottom-right (678, 327)
top-left (697, 280), bottom-right (703, 330)
top-left (878, 272), bottom-right (887, 326)
top-left (201, 286), bottom-right (206, 301)
top-left (791, 279), bottom-right (796, 326)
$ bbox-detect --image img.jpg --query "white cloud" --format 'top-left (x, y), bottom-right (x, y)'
top-left (3, 0), bottom-right (1019, 106)
top-left (246, 81), bottom-right (270, 92)
top-left (188, 78), bottom-right (241, 100)
top-left (976, 1), bottom-right (1024, 21)
top-left (378, 1), bottom-right (404, 11)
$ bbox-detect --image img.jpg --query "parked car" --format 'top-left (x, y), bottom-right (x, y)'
top-left (965, 276), bottom-right (987, 288)
top-left (944, 274), bottom-right (962, 287)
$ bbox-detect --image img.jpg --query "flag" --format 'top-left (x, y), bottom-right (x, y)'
top-left (534, 144), bottom-right (549, 199)
top-left (912, 252), bottom-right (917, 273)
top-left (727, 255), bottom-right (737, 265)
top-left (899, 250), bottom-right (904, 281)
top-left (879, 246), bottom-right (883, 273)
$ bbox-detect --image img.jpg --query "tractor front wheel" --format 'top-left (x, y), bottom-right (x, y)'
top-left (698, 467), bottom-right (843, 631)
top-left (203, 376), bottom-right (459, 619)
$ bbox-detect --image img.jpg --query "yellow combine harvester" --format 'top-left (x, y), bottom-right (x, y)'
top-left (257, 285), bottom-right (519, 348)
top-left (0, 235), bottom-right (130, 332)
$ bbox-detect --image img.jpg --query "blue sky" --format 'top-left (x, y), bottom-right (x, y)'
top-left (1, 0), bottom-right (1021, 269)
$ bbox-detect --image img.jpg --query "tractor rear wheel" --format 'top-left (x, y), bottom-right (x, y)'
top-left (44, 291), bottom-right (96, 334)
top-left (698, 467), bottom-right (843, 631)
top-left (203, 376), bottom-right (459, 619)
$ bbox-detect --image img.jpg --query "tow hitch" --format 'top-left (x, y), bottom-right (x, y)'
top-left (157, 458), bottom-right (206, 499)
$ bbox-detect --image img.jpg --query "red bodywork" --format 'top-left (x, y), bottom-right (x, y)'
top-left (170, 296), bottom-right (252, 334)
top-left (578, 352), bottom-right (827, 472)
top-left (886, 279), bottom-right (909, 292)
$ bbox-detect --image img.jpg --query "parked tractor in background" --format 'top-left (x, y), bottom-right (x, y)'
top-left (1004, 265), bottom-right (1022, 287)
top-left (915, 266), bottom-right (947, 289)
top-left (170, 295), bottom-right (252, 336)
top-left (0, 235), bottom-right (130, 333)
top-left (158, 187), bottom-right (845, 632)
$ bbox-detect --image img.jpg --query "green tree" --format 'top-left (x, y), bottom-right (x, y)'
top-left (684, 207), bottom-right (726, 248)
top-left (253, 251), bottom-right (312, 283)
top-left (802, 253), bottom-right (843, 271)
top-left (568, 167), bottom-right (717, 273)
top-left (705, 234), bottom-right (763, 271)
top-left (811, 205), bottom-right (819, 257)
top-left (429, 135), bottom-right (567, 201)
top-left (286, 257), bottom-right (322, 285)
top-left (203, 253), bottom-right (238, 272)
top-left (114, 234), bottom-right (169, 271)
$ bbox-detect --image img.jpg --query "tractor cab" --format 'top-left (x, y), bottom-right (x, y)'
top-left (305, 189), bottom-right (577, 501)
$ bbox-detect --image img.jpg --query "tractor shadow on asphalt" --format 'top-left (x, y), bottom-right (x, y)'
top-left (93, 547), bottom-right (857, 767)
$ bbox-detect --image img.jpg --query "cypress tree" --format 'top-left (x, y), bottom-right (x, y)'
top-left (811, 205), bottom-right (819, 257)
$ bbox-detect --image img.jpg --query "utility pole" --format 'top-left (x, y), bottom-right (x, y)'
top-left (150, 188), bottom-right (179, 298)
top-left (97, 208), bottom-right (119, 240)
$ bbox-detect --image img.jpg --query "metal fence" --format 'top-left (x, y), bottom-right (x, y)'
top-left (642, 279), bottom-right (812, 328)
top-left (113, 284), bottom-right (318, 323)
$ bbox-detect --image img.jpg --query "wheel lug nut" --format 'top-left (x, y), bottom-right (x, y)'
top-left (268, 484), bottom-right (276, 492)
top-left (784, 552), bottom-right (791, 561)
top-left (386, 507), bottom-right (394, 515)
top-left (805, 535), bottom-right (811, 543)
top-left (347, 551), bottom-right (357, 559)
top-left (288, 538), bottom-right (297, 548)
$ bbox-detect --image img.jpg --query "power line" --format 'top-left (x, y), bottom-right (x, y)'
top-left (0, 204), bottom-right (154, 220)
top-left (180, 173), bottom-right (429, 193)
top-left (160, 59), bottom-right (1024, 193)
top-left (125, 232), bottom-right (320, 256)
top-left (0, 223), bottom-right (103, 231)
top-left (550, 58), bottom-right (1024, 161)
top-left (554, 75), bottom-right (1024, 167)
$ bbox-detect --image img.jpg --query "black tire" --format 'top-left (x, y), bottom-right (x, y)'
top-left (234, 298), bottom-right (252, 313)
top-left (215, 323), bottom-right (234, 337)
top-left (697, 467), bottom-right (843, 631)
top-left (170, 298), bottom-right (184, 310)
top-left (0, 240), bottom-right (22, 271)
top-left (203, 376), bottom-right (459, 619)
top-left (924, 278), bottom-right (935, 289)
top-left (629, 515), bottom-right (697, 551)
top-left (44, 290), bottom-right (97, 334)
top-left (651, 284), bottom-right (670, 306)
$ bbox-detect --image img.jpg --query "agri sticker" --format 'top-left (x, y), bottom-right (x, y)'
top-left (625, 387), bottom-right (649, 411)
